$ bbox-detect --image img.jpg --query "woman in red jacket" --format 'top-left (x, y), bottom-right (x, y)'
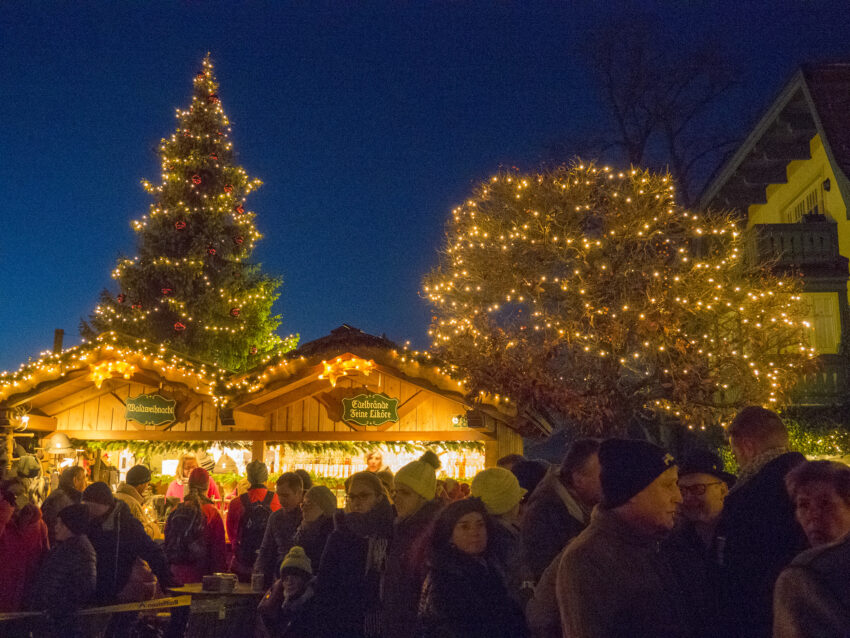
top-left (0, 478), bottom-right (49, 611)
top-left (164, 467), bottom-right (226, 584)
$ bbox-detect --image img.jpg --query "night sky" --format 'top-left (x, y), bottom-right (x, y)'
top-left (3, 1), bottom-right (850, 372)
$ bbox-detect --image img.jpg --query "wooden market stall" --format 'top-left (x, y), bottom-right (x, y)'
top-left (0, 326), bottom-right (535, 482)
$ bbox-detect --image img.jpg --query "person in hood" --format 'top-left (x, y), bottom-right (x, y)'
top-left (0, 478), bottom-right (49, 612)
top-left (471, 466), bottom-right (527, 604)
top-left (383, 451), bottom-right (444, 638)
top-left (164, 467), bottom-right (226, 584)
top-left (292, 485), bottom-right (337, 570)
top-left (83, 481), bottom-right (173, 603)
top-left (258, 545), bottom-right (321, 638)
top-left (41, 465), bottom-right (86, 546)
top-left (715, 406), bottom-right (807, 637)
top-left (115, 464), bottom-right (161, 540)
top-left (313, 470), bottom-right (394, 638)
top-left (165, 452), bottom-right (221, 503)
top-left (556, 439), bottom-right (689, 638)
top-left (28, 504), bottom-right (96, 637)
top-left (520, 438), bottom-right (601, 585)
top-left (417, 497), bottom-right (529, 638)
top-left (227, 460), bottom-right (280, 580)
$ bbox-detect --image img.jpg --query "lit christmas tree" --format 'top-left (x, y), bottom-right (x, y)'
top-left (83, 54), bottom-right (295, 371)
top-left (423, 163), bottom-right (816, 434)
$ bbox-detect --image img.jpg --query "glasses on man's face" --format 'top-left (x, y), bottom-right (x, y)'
top-left (678, 482), bottom-right (722, 496)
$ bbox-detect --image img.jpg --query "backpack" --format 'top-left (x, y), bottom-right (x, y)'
top-left (164, 503), bottom-right (208, 565)
top-left (235, 491), bottom-right (274, 565)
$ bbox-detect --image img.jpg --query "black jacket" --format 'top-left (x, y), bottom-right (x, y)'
top-left (255, 506), bottom-right (302, 587)
top-left (313, 499), bottom-right (395, 638)
top-left (520, 471), bottom-right (587, 583)
top-left (28, 534), bottom-right (96, 614)
top-left (292, 514), bottom-right (334, 572)
top-left (383, 499), bottom-right (443, 638)
top-left (417, 547), bottom-right (529, 638)
top-left (87, 500), bottom-right (172, 603)
top-left (716, 451), bottom-right (807, 638)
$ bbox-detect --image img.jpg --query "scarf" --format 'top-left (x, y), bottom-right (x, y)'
top-left (733, 446), bottom-right (788, 490)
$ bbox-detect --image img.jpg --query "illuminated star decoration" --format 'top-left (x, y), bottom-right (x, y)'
top-left (319, 357), bottom-right (376, 387)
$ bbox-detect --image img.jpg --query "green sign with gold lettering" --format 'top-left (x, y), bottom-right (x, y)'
top-left (342, 393), bottom-right (399, 427)
top-left (125, 393), bottom-right (177, 427)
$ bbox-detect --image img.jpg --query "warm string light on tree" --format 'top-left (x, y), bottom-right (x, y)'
top-left (423, 162), bottom-right (816, 433)
top-left (81, 54), bottom-right (296, 371)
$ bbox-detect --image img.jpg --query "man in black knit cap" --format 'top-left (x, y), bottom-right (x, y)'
top-left (556, 438), bottom-right (689, 638)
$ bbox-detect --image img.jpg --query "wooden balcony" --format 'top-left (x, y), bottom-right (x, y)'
top-left (746, 221), bottom-right (848, 279)
top-left (791, 354), bottom-right (850, 406)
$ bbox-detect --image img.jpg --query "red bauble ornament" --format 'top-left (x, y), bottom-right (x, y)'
top-left (230, 307), bottom-right (241, 317)
top-left (209, 153), bottom-right (218, 160)
top-left (192, 175), bottom-right (202, 185)
top-left (207, 94), bottom-right (219, 103)
top-left (131, 302), bottom-right (142, 310)
top-left (117, 294), bottom-right (126, 303)
top-left (207, 246), bottom-right (217, 255)
top-left (234, 236), bottom-right (244, 245)
top-left (196, 73), bottom-right (204, 80)
top-left (174, 322), bottom-right (186, 332)
top-left (174, 220), bottom-right (187, 230)
top-left (235, 205), bottom-right (244, 214)
top-left (223, 184), bottom-right (233, 193)
top-left (183, 130), bottom-right (190, 137)
top-left (250, 345), bottom-right (258, 355)
top-left (161, 287), bottom-right (173, 296)
top-left (216, 131), bottom-right (223, 136)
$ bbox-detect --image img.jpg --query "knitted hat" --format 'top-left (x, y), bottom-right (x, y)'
top-left (471, 467), bottom-right (527, 516)
top-left (246, 460), bottom-right (268, 487)
top-left (678, 449), bottom-right (736, 487)
top-left (188, 467), bottom-right (210, 490)
top-left (599, 439), bottom-right (676, 509)
top-left (347, 471), bottom-right (385, 497)
top-left (431, 497), bottom-right (489, 553)
top-left (58, 503), bottom-right (90, 535)
top-left (376, 469), bottom-right (395, 496)
top-left (82, 481), bottom-right (114, 506)
top-left (305, 485), bottom-right (337, 516)
top-left (279, 545), bottom-right (312, 577)
top-left (125, 465), bottom-right (152, 487)
top-left (395, 451), bottom-right (441, 500)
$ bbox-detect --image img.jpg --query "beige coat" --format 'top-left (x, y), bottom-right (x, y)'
top-left (773, 532), bottom-right (850, 638)
top-left (114, 483), bottom-right (162, 540)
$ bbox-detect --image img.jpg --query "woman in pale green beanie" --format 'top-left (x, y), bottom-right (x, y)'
top-left (259, 545), bottom-right (320, 637)
top-left (471, 467), bottom-right (527, 604)
top-left (383, 451), bottom-right (445, 638)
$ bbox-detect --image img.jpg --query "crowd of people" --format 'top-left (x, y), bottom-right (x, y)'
top-left (1, 406), bottom-right (849, 637)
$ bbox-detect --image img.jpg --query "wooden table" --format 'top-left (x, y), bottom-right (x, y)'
top-left (167, 583), bottom-right (265, 638)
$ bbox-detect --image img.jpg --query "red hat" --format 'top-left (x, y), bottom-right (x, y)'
top-left (188, 467), bottom-right (210, 490)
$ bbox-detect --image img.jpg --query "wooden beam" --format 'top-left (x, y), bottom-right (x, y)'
top-left (233, 410), bottom-right (268, 430)
top-left (231, 363), bottom-right (325, 410)
top-left (22, 414), bottom-right (56, 431)
top-left (252, 379), bottom-right (330, 415)
top-left (397, 391), bottom-right (428, 419)
top-left (39, 380), bottom-right (121, 416)
top-left (57, 429), bottom-right (496, 442)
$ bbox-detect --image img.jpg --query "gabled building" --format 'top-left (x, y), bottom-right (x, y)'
top-left (700, 63), bottom-right (850, 405)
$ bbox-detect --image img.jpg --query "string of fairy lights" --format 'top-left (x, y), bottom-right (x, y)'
top-left (423, 163), bottom-right (816, 429)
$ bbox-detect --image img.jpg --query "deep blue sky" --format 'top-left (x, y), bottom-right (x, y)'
top-left (3, 1), bottom-right (850, 372)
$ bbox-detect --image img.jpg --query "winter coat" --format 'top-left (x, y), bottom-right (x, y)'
top-left (520, 470), bottom-right (588, 583)
top-left (226, 486), bottom-right (280, 577)
top-left (114, 482), bottom-right (162, 540)
top-left (87, 499), bottom-right (172, 604)
top-left (490, 516), bottom-right (524, 604)
top-left (383, 499), bottom-right (443, 638)
top-left (0, 501), bottom-right (49, 612)
top-left (417, 546), bottom-right (529, 638)
top-left (259, 579), bottom-right (322, 638)
top-left (292, 513), bottom-right (335, 572)
top-left (526, 546), bottom-right (565, 638)
top-left (556, 507), bottom-right (691, 638)
top-left (41, 485), bottom-right (81, 546)
top-left (773, 531), bottom-right (850, 638)
top-left (313, 498), bottom-right (395, 638)
top-left (165, 501), bottom-right (227, 584)
top-left (255, 506), bottom-right (303, 587)
top-left (28, 533), bottom-right (96, 615)
top-left (716, 451), bottom-right (807, 638)
top-left (661, 521), bottom-right (723, 638)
